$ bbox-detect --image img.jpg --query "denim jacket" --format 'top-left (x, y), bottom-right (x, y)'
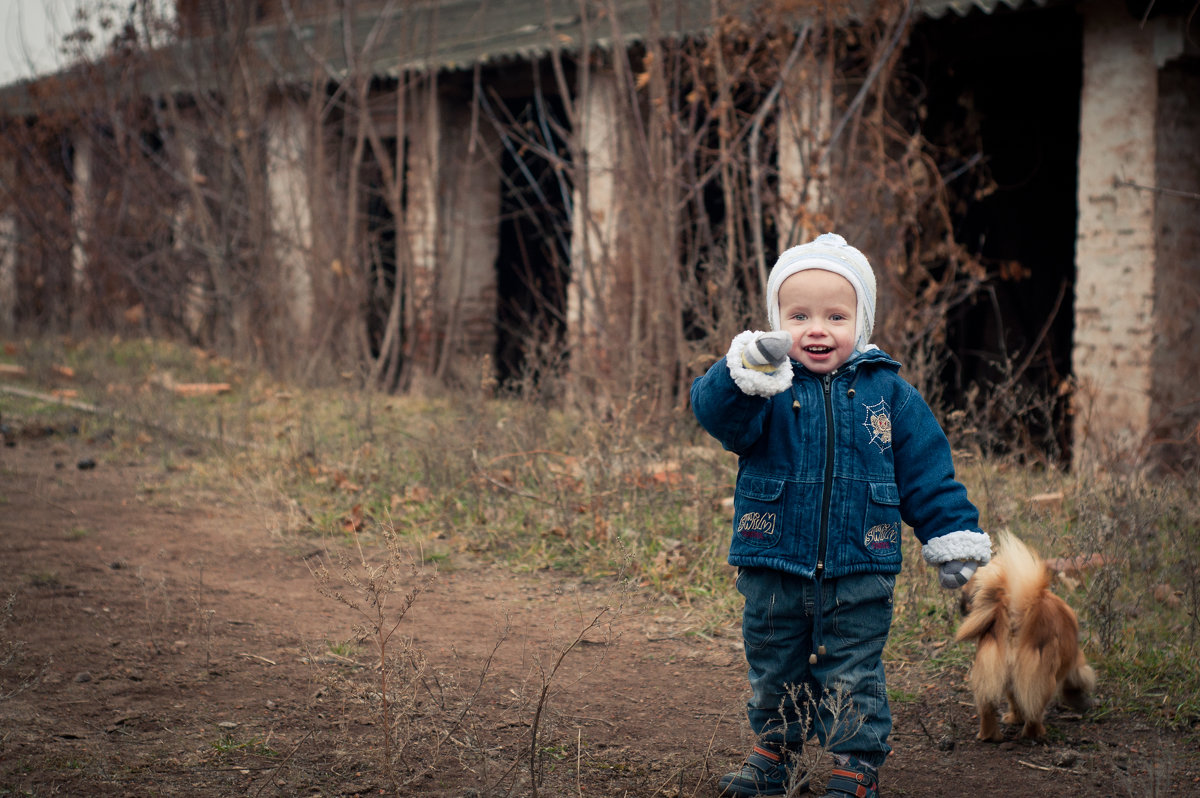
top-left (690, 340), bottom-right (991, 579)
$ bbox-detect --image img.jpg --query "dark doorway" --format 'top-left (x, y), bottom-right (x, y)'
top-left (904, 3), bottom-right (1083, 461)
top-left (489, 81), bottom-right (571, 393)
top-left (362, 134), bottom-right (403, 363)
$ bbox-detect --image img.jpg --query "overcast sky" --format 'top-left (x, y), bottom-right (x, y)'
top-left (0, 0), bottom-right (74, 85)
top-left (0, 0), bottom-right (175, 87)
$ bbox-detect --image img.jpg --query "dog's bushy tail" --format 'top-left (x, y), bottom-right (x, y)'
top-left (954, 562), bottom-right (1007, 646)
top-left (992, 532), bottom-right (1052, 615)
top-left (955, 543), bottom-right (1010, 707)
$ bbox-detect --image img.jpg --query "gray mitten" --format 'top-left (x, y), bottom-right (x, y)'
top-left (740, 330), bottom-right (792, 373)
top-left (938, 559), bottom-right (978, 589)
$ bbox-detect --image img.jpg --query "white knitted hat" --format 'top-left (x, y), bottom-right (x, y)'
top-left (766, 232), bottom-right (877, 352)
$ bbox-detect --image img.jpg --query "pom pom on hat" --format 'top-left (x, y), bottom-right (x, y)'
top-left (766, 233), bottom-right (877, 352)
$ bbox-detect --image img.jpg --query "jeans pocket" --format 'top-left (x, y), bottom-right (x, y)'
top-left (737, 568), bottom-right (779, 651)
top-left (830, 573), bottom-right (895, 644)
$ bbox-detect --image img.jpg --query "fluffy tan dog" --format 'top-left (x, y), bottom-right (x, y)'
top-left (955, 532), bottom-right (1096, 741)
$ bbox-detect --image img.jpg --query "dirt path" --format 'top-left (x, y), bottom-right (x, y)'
top-left (1, 430), bottom-right (1195, 796)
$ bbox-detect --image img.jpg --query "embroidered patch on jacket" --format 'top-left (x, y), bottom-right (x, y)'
top-left (862, 399), bottom-right (893, 452)
top-left (737, 511), bottom-right (777, 540)
top-left (865, 523), bottom-right (900, 555)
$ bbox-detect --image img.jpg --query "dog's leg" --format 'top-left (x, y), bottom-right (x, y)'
top-left (1020, 717), bottom-right (1047, 739)
top-left (1001, 689), bottom-right (1022, 726)
top-left (977, 700), bottom-right (1003, 742)
top-left (1014, 683), bottom-right (1054, 740)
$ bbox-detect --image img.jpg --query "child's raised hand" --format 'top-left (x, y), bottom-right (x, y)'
top-left (740, 330), bottom-right (792, 373)
top-left (724, 330), bottom-right (794, 397)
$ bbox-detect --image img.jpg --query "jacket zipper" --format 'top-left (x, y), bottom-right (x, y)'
top-left (815, 371), bottom-right (835, 578)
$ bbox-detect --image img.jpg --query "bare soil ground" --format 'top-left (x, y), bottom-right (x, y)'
top-left (1, 428), bottom-right (1197, 796)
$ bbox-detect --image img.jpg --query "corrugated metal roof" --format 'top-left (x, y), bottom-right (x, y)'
top-left (919, 0), bottom-right (1044, 19)
top-left (247, 0), bottom-right (721, 78)
top-left (0, 0), bottom-right (1046, 111)
top-left (250, 0), bottom-right (1046, 78)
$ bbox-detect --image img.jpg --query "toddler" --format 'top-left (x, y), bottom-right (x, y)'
top-left (690, 232), bottom-right (991, 797)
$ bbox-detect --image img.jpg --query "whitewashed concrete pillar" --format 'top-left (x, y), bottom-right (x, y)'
top-left (266, 100), bottom-right (314, 343)
top-left (170, 124), bottom-right (210, 340)
top-left (777, 51), bottom-right (832, 251)
top-left (568, 70), bottom-right (620, 360)
top-left (437, 97), bottom-right (500, 361)
top-left (0, 210), bottom-right (14, 331)
top-left (70, 131), bottom-right (93, 323)
top-left (1071, 0), bottom-right (1164, 470)
top-left (405, 82), bottom-right (441, 369)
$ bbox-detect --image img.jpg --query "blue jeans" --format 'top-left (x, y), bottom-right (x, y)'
top-left (736, 567), bottom-right (893, 764)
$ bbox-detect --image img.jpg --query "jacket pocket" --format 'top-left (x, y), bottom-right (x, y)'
top-left (862, 482), bottom-right (902, 560)
top-left (733, 475), bottom-right (785, 549)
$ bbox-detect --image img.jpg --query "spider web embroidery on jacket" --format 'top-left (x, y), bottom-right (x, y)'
top-left (863, 399), bottom-right (892, 452)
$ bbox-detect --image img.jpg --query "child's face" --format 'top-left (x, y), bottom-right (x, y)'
top-left (777, 269), bottom-right (857, 374)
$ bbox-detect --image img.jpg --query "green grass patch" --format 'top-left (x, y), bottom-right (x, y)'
top-left (887, 686), bottom-right (920, 704)
top-left (210, 734), bottom-right (278, 757)
top-left (326, 639), bottom-right (360, 658)
top-left (27, 572), bottom-right (60, 588)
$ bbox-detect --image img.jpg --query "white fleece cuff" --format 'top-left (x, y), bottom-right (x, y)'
top-left (726, 330), bottom-right (793, 397)
top-left (922, 530), bottom-right (992, 565)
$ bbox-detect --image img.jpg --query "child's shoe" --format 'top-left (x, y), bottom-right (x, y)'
top-left (823, 755), bottom-right (880, 798)
top-left (717, 744), bottom-right (809, 796)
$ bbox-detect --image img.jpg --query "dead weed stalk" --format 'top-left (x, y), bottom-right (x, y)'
top-left (308, 521), bottom-right (437, 788)
top-left (526, 602), bottom-right (617, 798)
top-left (0, 593), bottom-right (47, 701)
top-left (782, 682), bottom-right (867, 797)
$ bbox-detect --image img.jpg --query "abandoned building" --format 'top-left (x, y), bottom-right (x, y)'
top-left (0, 0), bottom-right (1196, 472)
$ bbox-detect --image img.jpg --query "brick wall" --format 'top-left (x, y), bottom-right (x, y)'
top-left (1071, 1), bottom-right (1160, 469)
top-left (1149, 59), bottom-right (1200, 468)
